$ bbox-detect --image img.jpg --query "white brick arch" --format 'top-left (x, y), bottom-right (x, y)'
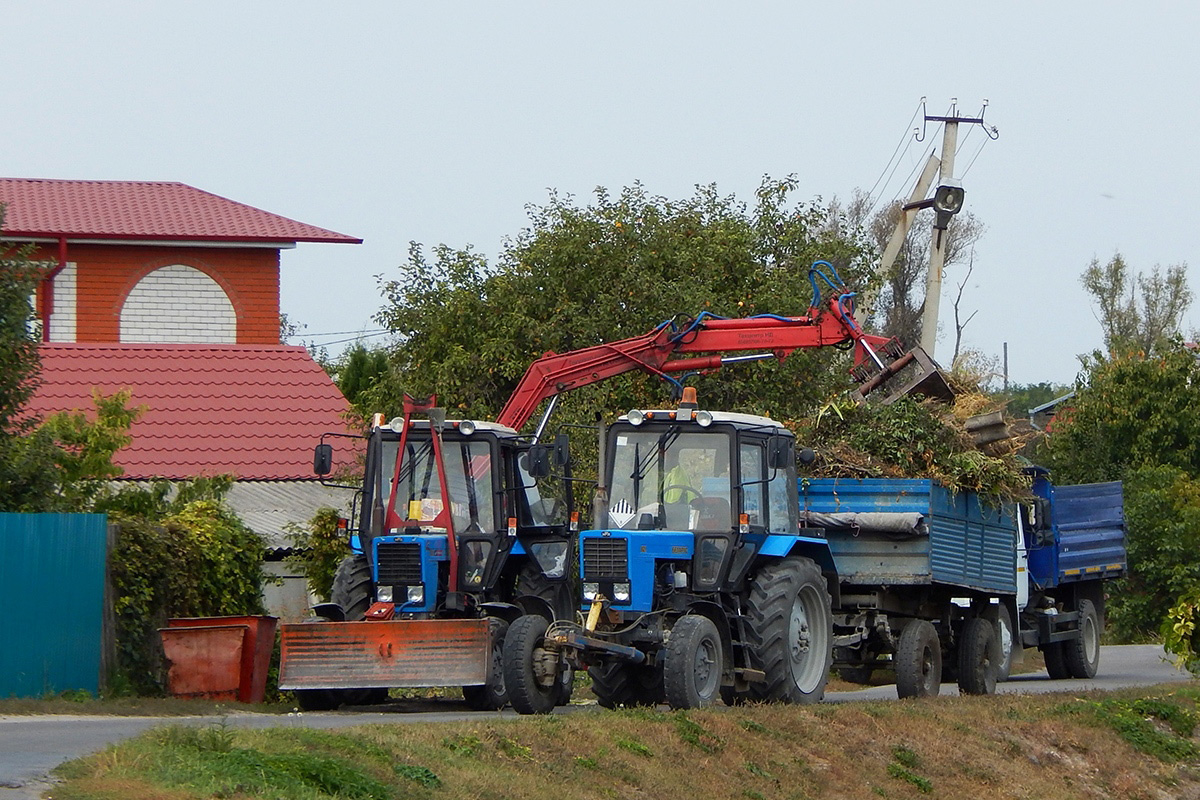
top-left (120, 264), bottom-right (237, 343)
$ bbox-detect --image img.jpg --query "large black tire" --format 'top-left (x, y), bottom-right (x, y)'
top-left (957, 616), bottom-right (998, 695)
top-left (295, 555), bottom-right (383, 711)
top-left (331, 554), bottom-right (374, 620)
top-left (588, 661), bottom-right (664, 709)
top-left (1042, 641), bottom-right (1071, 680)
top-left (745, 557), bottom-right (833, 704)
top-left (984, 604), bottom-right (1016, 681)
top-left (463, 617), bottom-right (509, 710)
top-left (515, 561), bottom-right (575, 622)
top-left (1064, 598), bottom-right (1101, 679)
top-left (895, 620), bottom-right (941, 699)
top-left (502, 615), bottom-right (560, 715)
top-left (663, 615), bottom-right (723, 710)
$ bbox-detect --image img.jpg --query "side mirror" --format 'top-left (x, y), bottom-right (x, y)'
top-left (313, 443), bottom-right (333, 476)
top-left (768, 437), bottom-right (794, 470)
top-left (553, 432), bottom-right (571, 467)
top-left (528, 444), bottom-right (551, 479)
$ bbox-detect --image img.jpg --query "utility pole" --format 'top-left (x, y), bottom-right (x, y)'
top-left (919, 113), bottom-right (961, 356)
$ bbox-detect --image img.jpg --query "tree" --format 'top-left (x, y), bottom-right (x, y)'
top-left (1081, 253), bottom-right (1192, 357)
top-left (1044, 343), bottom-right (1200, 484)
top-left (332, 343), bottom-right (390, 416)
top-left (371, 178), bottom-right (876, 425)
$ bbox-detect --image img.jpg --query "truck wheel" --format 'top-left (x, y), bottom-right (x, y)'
top-left (895, 620), bottom-right (941, 699)
top-left (515, 561), bottom-right (575, 622)
top-left (745, 557), bottom-right (833, 704)
top-left (463, 617), bottom-right (509, 710)
top-left (984, 604), bottom-right (1016, 681)
top-left (588, 661), bottom-right (664, 709)
top-left (1042, 642), bottom-right (1071, 680)
top-left (502, 614), bottom-right (560, 715)
top-left (663, 615), bottom-right (722, 709)
top-left (1064, 599), bottom-right (1101, 679)
top-left (957, 617), bottom-right (998, 695)
top-left (294, 555), bottom-right (386, 711)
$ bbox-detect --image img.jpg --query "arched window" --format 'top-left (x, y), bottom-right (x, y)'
top-left (119, 265), bottom-right (237, 343)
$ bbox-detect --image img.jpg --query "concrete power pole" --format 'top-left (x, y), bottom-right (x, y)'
top-left (919, 115), bottom-right (960, 357)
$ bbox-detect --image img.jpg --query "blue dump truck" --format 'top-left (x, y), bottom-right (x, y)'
top-left (504, 392), bottom-right (1127, 711)
top-left (801, 469), bottom-right (1126, 698)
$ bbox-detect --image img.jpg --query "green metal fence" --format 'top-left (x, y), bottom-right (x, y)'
top-left (0, 513), bottom-right (108, 697)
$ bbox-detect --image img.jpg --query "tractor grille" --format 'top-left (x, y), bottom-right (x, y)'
top-left (583, 538), bottom-right (628, 581)
top-left (376, 543), bottom-right (423, 585)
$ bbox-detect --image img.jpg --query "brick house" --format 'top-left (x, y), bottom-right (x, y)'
top-left (3, 178), bottom-right (364, 619)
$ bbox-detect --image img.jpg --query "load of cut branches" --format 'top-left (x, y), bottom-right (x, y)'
top-left (790, 390), bottom-right (1037, 503)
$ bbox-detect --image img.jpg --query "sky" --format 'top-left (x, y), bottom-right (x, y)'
top-left (3, 2), bottom-right (1198, 388)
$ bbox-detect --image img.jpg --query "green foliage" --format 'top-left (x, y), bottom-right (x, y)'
top-left (334, 343), bottom-right (391, 415)
top-left (394, 763), bottom-right (442, 788)
top-left (371, 179), bottom-right (876, 426)
top-left (1081, 252), bottom-right (1192, 357)
top-left (1045, 343), bottom-right (1200, 484)
top-left (992, 381), bottom-right (1073, 418)
top-left (0, 208), bottom-right (50, 437)
top-left (1105, 466), bottom-right (1200, 641)
top-left (109, 493), bottom-right (266, 694)
top-left (887, 762), bottom-right (933, 793)
top-left (616, 737), bottom-right (654, 758)
top-left (286, 505), bottom-right (351, 601)
top-left (799, 396), bottom-right (1030, 500)
top-left (1163, 588), bottom-right (1200, 675)
top-left (675, 712), bottom-right (723, 753)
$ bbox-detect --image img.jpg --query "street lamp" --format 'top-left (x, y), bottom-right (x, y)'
top-left (931, 179), bottom-right (964, 230)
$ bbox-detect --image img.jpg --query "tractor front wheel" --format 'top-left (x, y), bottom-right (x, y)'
top-left (463, 617), bottom-right (509, 710)
top-left (503, 615), bottom-right (561, 715)
top-left (663, 615), bottom-right (723, 710)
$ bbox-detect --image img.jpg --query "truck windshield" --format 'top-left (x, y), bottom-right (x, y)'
top-left (606, 428), bottom-right (732, 532)
top-left (380, 436), bottom-right (497, 533)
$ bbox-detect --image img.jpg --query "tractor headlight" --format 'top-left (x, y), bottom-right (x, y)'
top-left (627, 409), bottom-right (645, 426)
top-left (612, 582), bottom-right (632, 603)
top-left (458, 419), bottom-right (477, 436)
top-left (696, 410), bottom-right (714, 427)
top-left (583, 582), bottom-right (600, 601)
top-left (406, 585), bottom-right (425, 605)
top-left (376, 585), bottom-right (394, 603)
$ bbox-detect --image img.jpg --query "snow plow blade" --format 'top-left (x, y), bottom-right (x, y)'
top-left (278, 619), bottom-right (489, 690)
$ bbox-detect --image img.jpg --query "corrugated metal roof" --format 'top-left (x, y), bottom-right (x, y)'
top-left (27, 343), bottom-right (357, 480)
top-left (224, 480), bottom-right (358, 552)
top-left (0, 179), bottom-right (361, 244)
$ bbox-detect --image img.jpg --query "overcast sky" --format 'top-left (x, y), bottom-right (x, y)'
top-left (4, 2), bottom-right (1197, 388)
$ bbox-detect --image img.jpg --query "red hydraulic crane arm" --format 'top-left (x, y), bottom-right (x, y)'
top-left (496, 294), bottom-right (895, 431)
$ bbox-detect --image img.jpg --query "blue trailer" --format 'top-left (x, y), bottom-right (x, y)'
top-left (799, 470), bottom-right (1126, 698)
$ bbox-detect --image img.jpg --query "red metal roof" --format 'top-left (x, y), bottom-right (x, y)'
top-left (0, 179), bottom-right (362, 244)
top-left (27, 344), bottom-right (356, 480)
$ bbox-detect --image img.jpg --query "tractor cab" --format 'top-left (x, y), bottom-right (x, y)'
top-left (584, 388), bottom-right (802, 613)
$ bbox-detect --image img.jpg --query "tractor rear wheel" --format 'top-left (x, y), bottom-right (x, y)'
top-left (463, 617), bottom-right (509, 710)
top-left (515, 561), bottom-right (575, 622)
top-left (957, 616), bottom-right (998, 695)
top-left (745, 557), bottom-right (832, 704)
top-left (502, 615), bottom-right (561, 715)
top-left (895, 620), bottom-right (941, 699)
top-left (663, 615), bottom-right (723, 709)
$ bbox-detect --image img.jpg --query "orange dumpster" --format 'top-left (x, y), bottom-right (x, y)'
top-left (161, 616), bottom-right (279, 703)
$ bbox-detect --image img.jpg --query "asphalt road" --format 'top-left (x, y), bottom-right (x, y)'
top-left (0, 644), bottom-right (1190, 799)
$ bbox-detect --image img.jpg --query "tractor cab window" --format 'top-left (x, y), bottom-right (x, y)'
top-left (606, 427), bottom-right (733, 532)
top-left (515, 450), bottom-right (568, 528)
top-left (382, 436), bottom-right (498, 534)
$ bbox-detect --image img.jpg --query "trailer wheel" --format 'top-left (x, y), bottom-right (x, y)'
top-left (664, 615), bottom-right (723, 709)
top-left (589, 661), bottom-right (664, 709)
top-left (515, 561), bottom-right (575, 622)
top-left (1064, 599), bottom-right (1101, 679)
top-left (463, 617), bottom-right (509, 710)
top-left (503, 614), bottom-right (560, 715)
top-left (895, 620), bottom-right (941, 699)
top-left (745, 557), bottom-right (833, 704)
top-left (957, 617), bottom-right (998, 695)
top-left (294, 555), bottom-right (386, 711)
top-left (983, 604), bottom-right (1015, 681)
